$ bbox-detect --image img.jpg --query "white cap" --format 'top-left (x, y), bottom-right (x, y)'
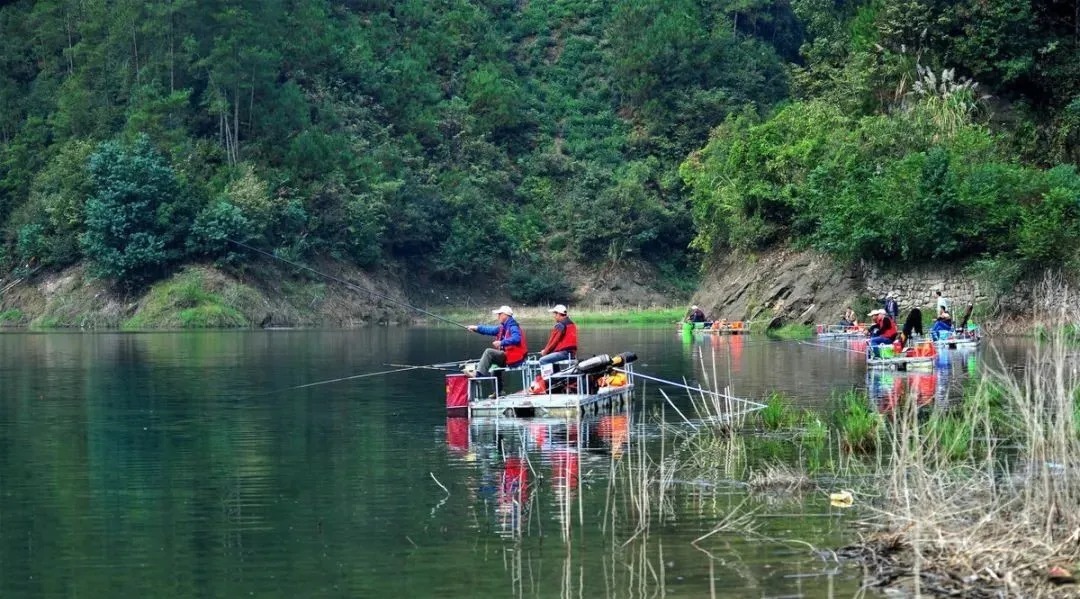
top-left (867, 309), bottom-right (885, 316)
top-left (549, 304), bottom-right (568, 314)
top-left (691, 305), bottom-right (698, 310)
top-left (492, 305), bottom-right (513, 316)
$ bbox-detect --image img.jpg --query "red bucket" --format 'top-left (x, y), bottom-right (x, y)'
top-left (446, 373), bottom-right (469, 409)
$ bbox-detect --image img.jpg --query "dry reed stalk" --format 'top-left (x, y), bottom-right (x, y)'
top-left (747, 461), bottom-right (813, 493)
top-left (852, 282), bottom-right (1080, 597)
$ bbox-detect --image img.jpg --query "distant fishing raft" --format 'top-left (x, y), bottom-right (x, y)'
top-left (680, 320), bottom-right (751, 335)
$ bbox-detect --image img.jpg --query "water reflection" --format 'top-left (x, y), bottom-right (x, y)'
top-left (442, 404), bottom-right (867, 598)
top-left (866, 346), bottom-right (981, 412)
top-left (0, 328), bottom-right (943, 598)
top-left (446, 410), bottom-right (631, 540)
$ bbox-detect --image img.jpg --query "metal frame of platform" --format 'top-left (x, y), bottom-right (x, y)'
top-left (466, 358), bottom-right (636, 418)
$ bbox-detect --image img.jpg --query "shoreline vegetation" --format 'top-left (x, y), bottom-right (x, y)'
top-left (663, 304), bottom-right (1080, 597)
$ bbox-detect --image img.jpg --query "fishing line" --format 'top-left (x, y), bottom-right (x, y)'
top-left (798, 340), bottom-right (867, 355)
top-left (614, 368), bottom-right (766, 408)
top-left (226, 238), bottom-right (470, 329)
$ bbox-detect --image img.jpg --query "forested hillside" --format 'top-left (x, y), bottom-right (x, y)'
top-left (682, 0), bottom-right (1080, 294)
top-left (1, 0), bottom-right (1078, 310)
top-left (0, 0), bottom-right (794, 303)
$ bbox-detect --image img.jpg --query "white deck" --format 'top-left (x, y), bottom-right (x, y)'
top-left (932, 337), bottom-right (980, 349)
top-left (866, 356), bottom-right (935, 370)
top-left (468, 384), bottom-right (634, 418)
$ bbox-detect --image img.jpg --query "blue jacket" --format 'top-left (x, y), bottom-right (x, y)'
top-left (476, 317), bottom-right (523, 350)
top-left (883, 298), bottom-right (899, 319)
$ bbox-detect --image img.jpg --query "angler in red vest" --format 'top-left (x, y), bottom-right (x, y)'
top-left (867, 308), bottom-right (897, 346)
top-left (538, 304), bottom-right (578, 366)
top-left (468, 305), bottom-right (528, 394)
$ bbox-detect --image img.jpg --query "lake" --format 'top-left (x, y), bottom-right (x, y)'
top-left (0, 327), bottom-right (1026, 597)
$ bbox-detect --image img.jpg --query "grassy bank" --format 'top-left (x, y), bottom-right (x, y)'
top-left (438, 306), bottom-right (685, 326)
top-left (123, 269), bottom-right (256, 329)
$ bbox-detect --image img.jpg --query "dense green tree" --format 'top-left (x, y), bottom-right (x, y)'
top-left (81, 136), bottom-right (196, 284)
top-left (4, 0), bottom-right (1080, 294)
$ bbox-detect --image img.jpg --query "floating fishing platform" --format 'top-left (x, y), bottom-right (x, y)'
top-left (931, 335), bottom-right (980, 349)
top-left (446, 353), bottom-right (637, 418)
top-left (866, 343), bottom-right (936, 371)
top-left (680, 321), bottom-right (750, 335)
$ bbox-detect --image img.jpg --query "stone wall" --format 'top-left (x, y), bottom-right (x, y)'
top-left (861, 261), bottom-right (988, 315)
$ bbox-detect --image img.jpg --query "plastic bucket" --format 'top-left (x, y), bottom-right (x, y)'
top-left (446, 373), bottom-right (469, 409)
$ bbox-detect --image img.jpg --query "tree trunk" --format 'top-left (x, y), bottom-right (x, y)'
top-left (131, 16), bottom-right (140, 82)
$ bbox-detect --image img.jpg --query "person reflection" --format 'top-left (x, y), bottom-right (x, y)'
top-left (496, 455), bottom-right (530, 537)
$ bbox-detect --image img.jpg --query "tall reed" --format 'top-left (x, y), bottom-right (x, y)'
top-left (859, 292), bottom-right (1080, 596)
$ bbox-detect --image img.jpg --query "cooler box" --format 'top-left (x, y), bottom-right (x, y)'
top-left (446, 373), bottom-right (469, 409)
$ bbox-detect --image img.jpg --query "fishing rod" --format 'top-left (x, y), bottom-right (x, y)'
top-left (226, 238), bottom-right (470, 330)
top-left (273, 365), bottom-right (422, 393)
top-left (383, 360), bottom-right (470, 371)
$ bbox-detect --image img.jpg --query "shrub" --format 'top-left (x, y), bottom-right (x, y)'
top-left (509, 258), bottom-right (572, 305)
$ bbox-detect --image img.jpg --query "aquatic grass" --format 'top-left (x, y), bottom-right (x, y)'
top-left (797, 413), bottom-right (834, 473)
top-left (921, 410), bottom-right (974, 463)
top-left (758, 392), bottom-right (798, 430)
top-left (829, 390), bottom-right (882, 453)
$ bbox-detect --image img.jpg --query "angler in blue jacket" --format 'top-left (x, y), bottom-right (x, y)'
top-left (467, 305), bottom-right (528, 395)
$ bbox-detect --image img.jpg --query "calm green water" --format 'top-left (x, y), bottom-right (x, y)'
top-left (0, 327), bottom-right (1019, 597)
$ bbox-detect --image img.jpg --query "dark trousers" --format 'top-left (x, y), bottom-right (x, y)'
top-left (477, 348), bottom-right (508, 391)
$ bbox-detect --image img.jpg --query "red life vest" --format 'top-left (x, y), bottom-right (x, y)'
top-left (879, 316), bottom-right (897, 340)
top-left (542, 320), bottom-right (578, 355)
top-left (497, 322), bottom-right (528, 366)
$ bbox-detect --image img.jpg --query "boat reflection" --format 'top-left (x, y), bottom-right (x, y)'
top-left (445, 407), bottom-right (631, 539)
top-left (866, 345), bottom-right (980, 412)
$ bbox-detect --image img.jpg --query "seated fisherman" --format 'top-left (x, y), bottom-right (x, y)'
top-left (867, 309), bottom-right (897, 346)
top-left (538, 304), bottom-right (577, 365)
top-left (839, 306), bottom-right (857, 327)
top-left (467, 305), bottom-right (528, 394)
top-left (685, 305), bottom-right (707, 323)
top-left (930, 309), bottom-right (953, 340)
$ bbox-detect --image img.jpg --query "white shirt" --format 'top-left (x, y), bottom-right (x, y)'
top-left (937, 296), bottom-right (949, 313)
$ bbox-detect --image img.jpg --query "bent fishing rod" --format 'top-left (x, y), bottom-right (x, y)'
top-left (226, 238), bottom-right (469, 330)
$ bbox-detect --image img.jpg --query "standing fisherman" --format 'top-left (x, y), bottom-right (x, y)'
top-left (883, 292), bottom-right (900, 321)
top-left (467, 306), bottom-right (528, 395)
